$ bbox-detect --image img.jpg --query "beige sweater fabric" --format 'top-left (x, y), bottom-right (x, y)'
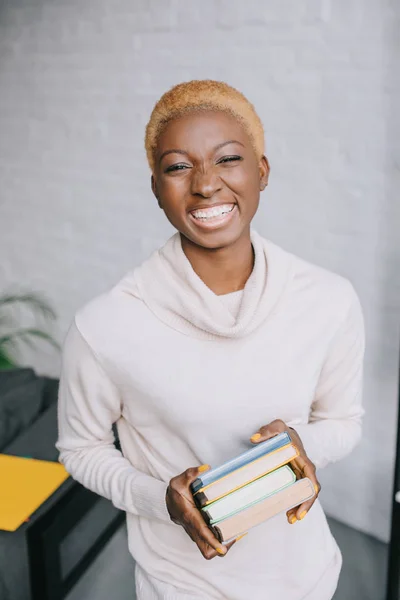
top-left (56, 231), bottom-right (365, 600)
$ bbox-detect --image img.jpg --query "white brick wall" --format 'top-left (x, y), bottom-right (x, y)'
top-left (0, 0), bottom-right (399, 542)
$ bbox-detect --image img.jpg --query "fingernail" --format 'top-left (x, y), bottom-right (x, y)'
top-left (236, 532), bottom-right (248, 542)
top-left (216, 546), bottom-right (227, 555)
top-left (198, 464), bottom-right (210, 473)
top-left (299, 510), bottom-right (307, 520)
top-left (289, 515), bottom-right (297, 524)
top-left (251, 433), bottom-right (261, 442)
top-left (314, 484), bottom-right (319, 494)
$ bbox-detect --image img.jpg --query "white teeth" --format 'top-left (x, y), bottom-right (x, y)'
top-left (191, 204), bottom-right (234, 220)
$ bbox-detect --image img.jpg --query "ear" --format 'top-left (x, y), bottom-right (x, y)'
top-left (259, 156), bottom-right (270, 191)
top-left (151, 175), bottom-right (163, 209)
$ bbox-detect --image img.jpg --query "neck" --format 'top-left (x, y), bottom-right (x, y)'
top-left (180, 231), bottom-right (254, 296)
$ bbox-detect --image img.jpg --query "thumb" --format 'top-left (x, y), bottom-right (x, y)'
top-left (250, 431), bottom-right (262, 443)
top-left (184, 464), bottom-right (211, 485)
top-left (198, 464), bottom-right (211, 473)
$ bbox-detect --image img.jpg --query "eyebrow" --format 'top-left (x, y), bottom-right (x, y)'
top-left (159, 139), bottom-right (245, 163)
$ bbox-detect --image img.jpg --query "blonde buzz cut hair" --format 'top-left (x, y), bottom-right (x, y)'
top-left (145, 80), bottom-right (265, 172)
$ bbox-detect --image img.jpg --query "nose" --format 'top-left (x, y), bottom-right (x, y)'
top-left (190, 165), bottom-right (222, 198)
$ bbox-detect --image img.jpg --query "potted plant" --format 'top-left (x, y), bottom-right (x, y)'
top-left (0, 293), bottom-right (59, 370)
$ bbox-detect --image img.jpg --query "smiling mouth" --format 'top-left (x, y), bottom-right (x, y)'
top-left (188, 203), bottom-right (237, 231)
top-left (190, 203), bottom-right (235, 221)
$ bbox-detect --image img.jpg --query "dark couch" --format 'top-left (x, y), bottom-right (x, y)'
top-left (0, 368), bottom-right (59, 452)
top-left (0, 369), bottom-right (123, 600)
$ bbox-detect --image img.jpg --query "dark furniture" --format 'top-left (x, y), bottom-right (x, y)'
top-left (0, 370), bottom-right (124, 600)
top-left (386, 355), bottom-right (400, 600)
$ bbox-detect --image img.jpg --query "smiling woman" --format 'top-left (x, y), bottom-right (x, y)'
top-left (147, 82), bottom-right (269, 272)
top-left (56, 80), bottom-right (365, 600)
top-left (152, 111), bottom-right (269, 262)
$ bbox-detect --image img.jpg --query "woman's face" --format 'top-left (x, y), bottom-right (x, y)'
top-left (152, 110), bottom-right (269, 250)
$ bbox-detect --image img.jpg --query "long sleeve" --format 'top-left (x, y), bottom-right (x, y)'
top-left (293, 285), bottom-right (365, 469)
top-left (56, 320), bottom-right (171, 523)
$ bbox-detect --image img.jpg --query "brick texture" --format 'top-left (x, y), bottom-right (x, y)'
top-left (0, 0), bottom-right (399, 542)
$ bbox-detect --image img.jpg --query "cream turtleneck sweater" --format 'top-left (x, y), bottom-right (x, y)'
top-left (56, 231), bottom-right (365, 600)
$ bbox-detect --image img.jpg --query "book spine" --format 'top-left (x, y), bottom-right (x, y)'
top-left (216, 478), bottom-right (315, 541)
top-left (197, 445), bottom-right (299, 505)
top-left (190, 478), bottom-right (202, 494)
top-left (193, 490), bottom-right (207, 509)
top-left (212, 524), bottom-right (224, 543)
top-left (195, 432), bottom-right (292, 488)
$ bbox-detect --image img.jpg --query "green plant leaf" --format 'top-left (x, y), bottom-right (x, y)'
top-left (0, 336), bottom-right (18, 354)
top-left (0, 293), bottom-right (57, 321)
top-left (0, 292), bottom-right (59, 366)
top-left (0, 347), bottom-right (16, 370)
top-left (0, 328), bottom-right (60, 350)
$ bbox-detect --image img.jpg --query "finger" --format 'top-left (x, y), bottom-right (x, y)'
top-left (202, 532), bottom-right (243, 559)
top-left (291, 461), bottom-right (320, 520)
top-left (289, 459), bottom-right (304, 481)
top-left (199, 524), bottom-right (228, 556)
top-left (286, 454), bottom-right (320, 522)
top-left (184, 519), bottom-right (219, 559)
top-left (225, 536), bottom-right (239, 550)
top-left (195, 534), bottom-right (227, 559)
top-left (250, 420), bottom-right (286, 443)
top-left (293, 455), bottom-right (320, 493)
top-left (184, 464), bottom-right (211, 485)
top-left (287, 498), bottom-right (315, 523)
top-left (188, 511), bottom-right (228, 557)
top-left (286, 508), bottom-right (298, 524)
top-left (177, 464), bottom-right (225, 559)
top-left (295, 496), bottom-right (318, 521)
top-left (172, 465), bottom-right (211, 504)
top-left (196, 538), bottom-right (220, 560)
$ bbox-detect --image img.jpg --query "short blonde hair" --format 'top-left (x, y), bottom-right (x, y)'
top-left (145, 80), bottom-right (265, 171)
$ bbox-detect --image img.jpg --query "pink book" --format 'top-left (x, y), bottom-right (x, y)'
top-left (212, 478), bottom-right (315, 543)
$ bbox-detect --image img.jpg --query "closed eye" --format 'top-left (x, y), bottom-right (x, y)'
top-left (165, 163), bottom-right (190, 173)
top-left (217, 155), bottom-right (242, 164)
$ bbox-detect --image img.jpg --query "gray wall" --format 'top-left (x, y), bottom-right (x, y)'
top-left (0, 0), bottom-right (399, 543)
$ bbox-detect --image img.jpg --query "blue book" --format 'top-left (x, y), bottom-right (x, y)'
top-left (190, 432), bottom-right (292, 494)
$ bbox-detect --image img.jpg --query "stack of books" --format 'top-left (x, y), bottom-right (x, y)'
top-left (191, 432), bottom-right (315, 543)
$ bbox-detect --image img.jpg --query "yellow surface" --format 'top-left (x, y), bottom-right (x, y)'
top-left (0, 454), bottom-right (69, 531)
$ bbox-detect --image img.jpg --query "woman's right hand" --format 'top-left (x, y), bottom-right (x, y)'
top-left (166, 465), bottom-right (238, 560)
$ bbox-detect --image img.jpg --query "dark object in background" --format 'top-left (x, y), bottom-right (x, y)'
top-left (386, 352), bottom-right (400, 600)
top-left (0, 368), bottom-right (123, 600)
top-left (0, 369), bottom-right (58, 450)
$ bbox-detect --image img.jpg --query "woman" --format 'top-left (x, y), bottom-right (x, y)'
top-left (57, 80), bottom-right (365, 600)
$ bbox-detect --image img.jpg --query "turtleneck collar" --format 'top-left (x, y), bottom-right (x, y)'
top-left (121, 231), bottom-right (294, 341)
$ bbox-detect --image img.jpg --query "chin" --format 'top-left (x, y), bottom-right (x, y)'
top-left (182, 224), bottom-right (249, 251)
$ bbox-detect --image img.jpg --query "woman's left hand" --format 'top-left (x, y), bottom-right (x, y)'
top-left (250, 420), bottom-right (320, 525)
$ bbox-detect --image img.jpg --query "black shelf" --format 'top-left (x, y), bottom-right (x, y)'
top-left (386, 355), bottom-right (400, 600)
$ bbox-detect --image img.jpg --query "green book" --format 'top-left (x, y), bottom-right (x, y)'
top-left (202, 464), bottom-right (296, 524)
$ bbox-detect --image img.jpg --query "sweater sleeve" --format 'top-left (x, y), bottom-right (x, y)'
top-left (56, 320), bottom-right (171, 523)
top-left (292, 285), bottom-right (365, 470)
